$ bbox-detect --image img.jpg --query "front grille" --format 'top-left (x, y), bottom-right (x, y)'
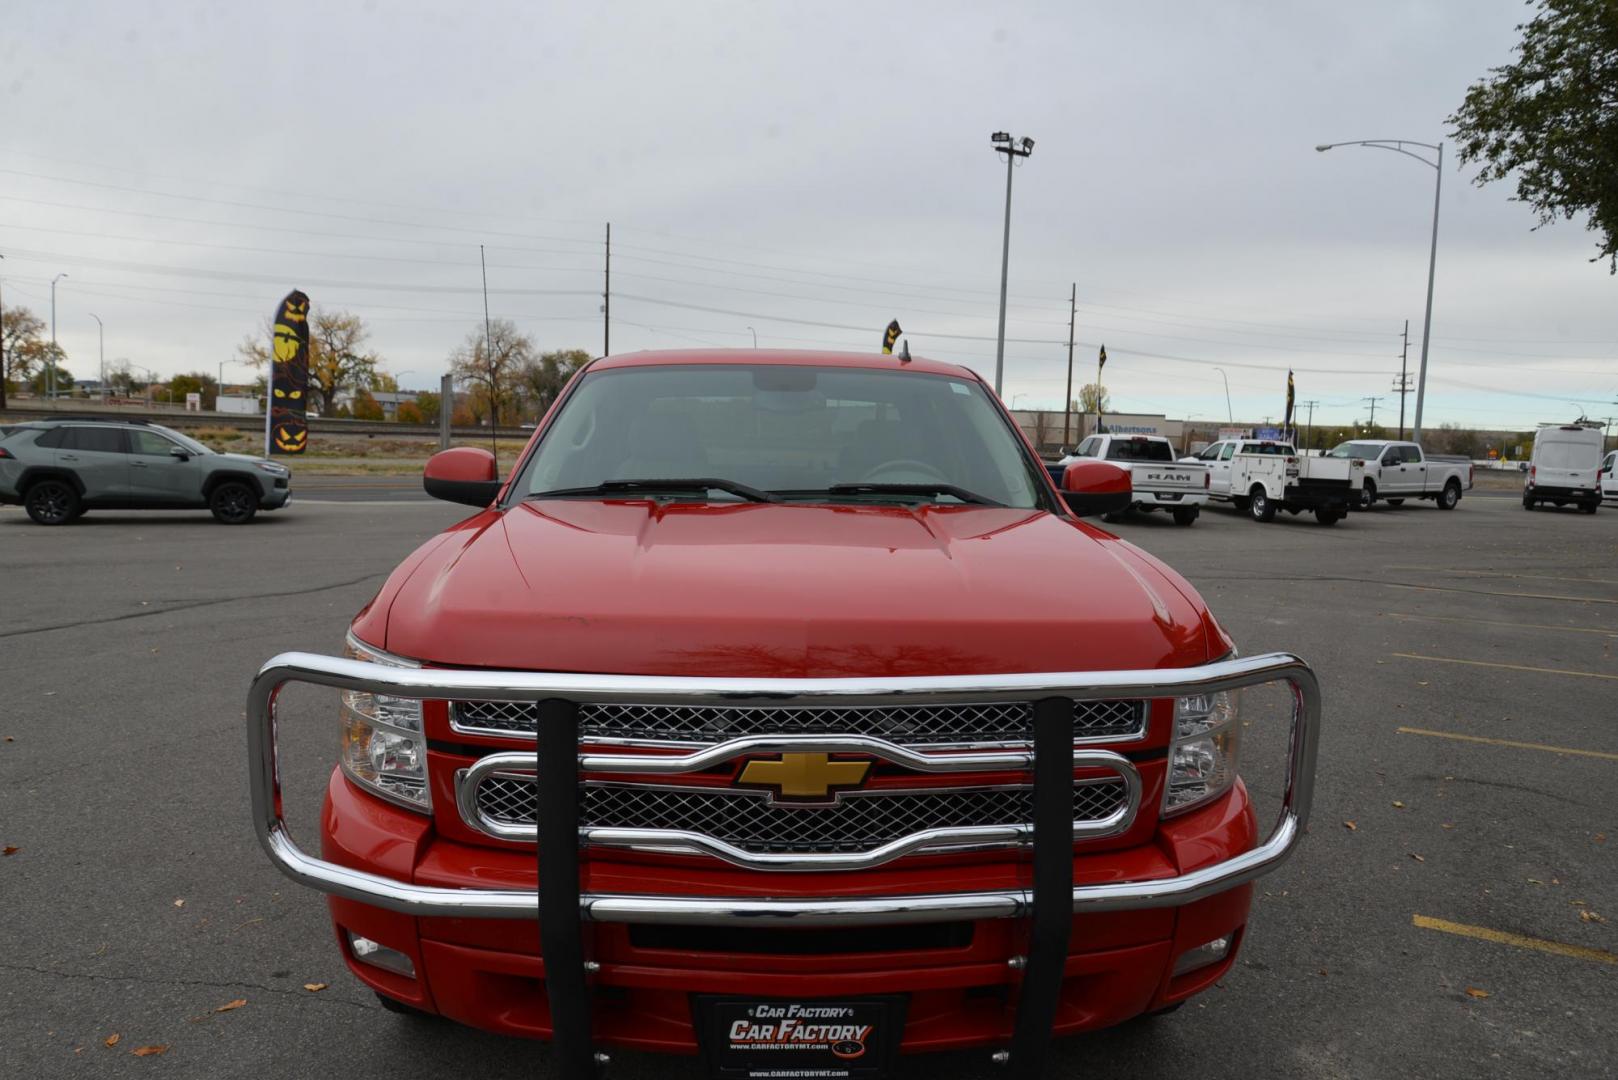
top-left (474, 776), bottom-right (1129, 856)
top-left (452, 699), bottom-right (1146, 746)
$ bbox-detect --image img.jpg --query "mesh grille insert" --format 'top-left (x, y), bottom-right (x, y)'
top-left (453, 699), bottom-right (1145, 746)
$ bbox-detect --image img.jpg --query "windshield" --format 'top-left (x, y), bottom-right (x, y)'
top-left (1328, 442), bottom-right (1385, 460)
top-left (1105, 439), bottom-right (1173, 462)
top-left (152, 425), bottom-right (213, 456)
top-left (511, 364), bottom-right (1045, 508)
top-left (1241, 442), bottom-right (1294, 456)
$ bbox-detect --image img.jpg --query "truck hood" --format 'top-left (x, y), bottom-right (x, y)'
top-left (377, 500), bottom-right (1216, 676)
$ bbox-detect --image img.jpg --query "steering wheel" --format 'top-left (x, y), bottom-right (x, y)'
top-left (860, 459), bottom-right (951, 483)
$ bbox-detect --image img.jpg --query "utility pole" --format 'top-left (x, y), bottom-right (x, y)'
top-left (1391, 320), bottom-right (1413, 440)
top-left (50, 273), bottom-right (67, 400)
top-left (1363, 396), bottom-right (1384, 431)
top-left (989, 132), bottom-right (1034, 396)
top-left (480, 244), bottom-right (497, 466)
top-left (603, 222), bottom-right (611, 357)
top-left (1299, 400), bottom-right (1320, 451)
top-left (0, 250), bottom-right (7, 411)
top-left (90, 313), bottom-right (104, 402)
top-left (1062, 283), bottom-right (1076, 447)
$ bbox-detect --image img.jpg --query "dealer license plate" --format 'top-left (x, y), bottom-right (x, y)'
top-left (696, 996), bottom-right (905, 1079)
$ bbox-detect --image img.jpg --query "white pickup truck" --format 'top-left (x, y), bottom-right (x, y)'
top-left (1325, 440), bottom-right (1473, 510)
top-left (1055, 434), bottom-right (1210, 525)
top-left (1182, 439), bottom-right (1362, 525)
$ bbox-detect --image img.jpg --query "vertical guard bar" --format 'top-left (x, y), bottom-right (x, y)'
top-left (1005, 697), bottom-right (1075, 1077)
top-left (534, 700), bottom-right (595, 1078)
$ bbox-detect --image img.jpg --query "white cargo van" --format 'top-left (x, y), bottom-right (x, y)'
top-left (1524, 424), bottom-right (1604, 513)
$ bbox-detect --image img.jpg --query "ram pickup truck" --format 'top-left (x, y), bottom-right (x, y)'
top-left (246, 349), bottom-right (1320, 1079)
top-left (1325, 439), bottom-right (1472, 511)
top-left (1053, 434), bottom-right (1210, 525)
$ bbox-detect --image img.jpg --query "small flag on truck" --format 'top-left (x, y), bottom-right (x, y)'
top-left (882, 320), bottom-right (902, 355)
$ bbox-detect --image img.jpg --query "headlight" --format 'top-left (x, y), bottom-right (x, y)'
top-left (340, 634), bottom-right (430, 812)
top-left (1163, 690), bottom-right (1240, 816)
top-left (254, 461), bottom-right (290, 476)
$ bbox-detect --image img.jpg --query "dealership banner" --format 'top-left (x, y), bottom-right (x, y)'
top-left (267, 289), bottom-right (311, 455)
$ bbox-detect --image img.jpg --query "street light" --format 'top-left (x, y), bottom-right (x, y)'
top-left (50, 273), bottom-right (67, 400)
top-left (745, 326), bottom-right (757, 348)
top-left (89, 313), bottom-right (104, 401)
top-left (989, 131), bottom-right (1035, 397)
top-left (1316, 138), bottom-right (1443, 442)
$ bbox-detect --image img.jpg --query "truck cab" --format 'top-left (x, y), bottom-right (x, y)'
top-left (244, 350), bottom-right (1320, 1077)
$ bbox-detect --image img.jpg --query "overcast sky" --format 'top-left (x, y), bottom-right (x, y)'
top-left (2, 0), bottom-right (1613, 432)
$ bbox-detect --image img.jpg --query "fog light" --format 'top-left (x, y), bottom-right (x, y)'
top-left (1173, 935), bottom-right (1230, 976)
top-left (347, 932), bottom-right (416, 978)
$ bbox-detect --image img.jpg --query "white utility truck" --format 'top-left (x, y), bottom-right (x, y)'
top-left (1523, 423), bottom-right (1604, 513)
top-left (1325, 440), bottom-right (1473, 511)
top-left (1057, 434), bottom-right (1210, 525)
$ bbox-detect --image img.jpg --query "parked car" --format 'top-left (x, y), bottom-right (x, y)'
top-left (1324, 440), bottom-right (1472, 510)
top-left (1055, 433), bottom-right (1210, 525)
top-left (245, 349), bottom-right (1321, 1073)
top-left (0, 417), bottom-right (291, 524)
top-left (1602, 450), bottom-right (1618, 504)
top-left (1523, 423), bottom-right (1604, 513)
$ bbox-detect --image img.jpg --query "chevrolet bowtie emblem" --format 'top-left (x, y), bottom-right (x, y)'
top-left (737, 753), bottom-right (872, 801)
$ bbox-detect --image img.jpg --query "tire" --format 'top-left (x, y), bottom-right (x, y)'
top-left (1386, 498), bottom-right (1405, 507)
top-left (1172, 507), bottom-right (1198, 527)
top-left (374, 992), bottom-right (436, 1020)
top-left (24, 479), bottom-right (80, 526)
top-left (209, 481), bottom-right (259, 524)
top-left (1249, 487), bottom-right (1276, 523)
top-left (1356, 481), bottom-right (1377, 511)
top-left (1314, 509), bottom-right (1342, 526)
top-left (1522, 495), bottom-right (1535, 511)
top-left (1582, 502), bottom-right (1599, 515)
top-left (1437, 481), bottom-right (1461, 510)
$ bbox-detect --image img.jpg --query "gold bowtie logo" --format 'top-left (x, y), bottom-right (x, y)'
top-left (738, 753), bottom-right (871, 801)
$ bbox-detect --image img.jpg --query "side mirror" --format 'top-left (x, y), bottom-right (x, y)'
top-left (1060, 460), bottom-right (1132, 518)
top-left (168, 446), bottom-right (191, 460)
top-left (424, 447), bottom-right (501, 507)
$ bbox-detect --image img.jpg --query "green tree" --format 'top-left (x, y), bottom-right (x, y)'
top-left (2, 304), bottom-right (52, 405)
top-left (29, 364), bottom-right (74, 396)
top-left (168, 372), bottom-right (220, 410)
top-left (1449, 0), bottom-right (1618, 271)
top-left (518, 348), bottom-right (593, 419)
top-left (416, 390), bottom-right (441, 424)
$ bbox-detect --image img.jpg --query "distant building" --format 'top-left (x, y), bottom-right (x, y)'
top-left (331, 388), bottom-right (421, 419)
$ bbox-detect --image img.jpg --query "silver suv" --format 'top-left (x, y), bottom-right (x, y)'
top-left (0, 418), bottom-right (291, 525)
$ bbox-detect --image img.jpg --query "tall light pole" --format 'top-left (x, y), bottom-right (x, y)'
top-left (50, 273), bottom-right (67, 400)
top-left (989, 131), bottom-right (1034, 397)
top-left (1316, 139), bottom-right (1442, 442)
top-left (745, 326), bottom-right (757, 348)
top-left (1212, 367), bottom-right (1233, 423)
top-left (89, 313), bottom-right (105, 401)
top-left (0, 251), bottom-right (7, 411)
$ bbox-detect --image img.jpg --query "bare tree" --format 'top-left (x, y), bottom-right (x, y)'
top-left (449, 319), bottom-right (536, 426)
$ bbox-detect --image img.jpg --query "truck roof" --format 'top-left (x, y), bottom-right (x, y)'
top-left (590, 348), bottom-right (978, 381)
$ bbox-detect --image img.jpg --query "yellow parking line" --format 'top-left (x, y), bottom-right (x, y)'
top-left (1396, 727), bottom-right (1618, 762)
top-left (1412, 915), bottom-right (1618, 966)
top-left (1392, 653), bottom-right (1618, 681)
top-left (1384, 583), bottom-right (1618, 605)
top-left (1384, 613), bottom-right (1618, 638)
top-left (1389, 567), bottom-right (1618, 587)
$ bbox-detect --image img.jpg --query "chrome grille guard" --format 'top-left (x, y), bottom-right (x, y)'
top-left (246, 651), bottom-right (1319, 926)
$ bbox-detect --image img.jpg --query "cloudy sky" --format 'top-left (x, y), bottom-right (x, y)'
top-left (2, 0), bottom-right (1613, 431)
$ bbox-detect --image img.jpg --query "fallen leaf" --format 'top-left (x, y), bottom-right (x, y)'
top-left (214, 999), bottom-right (247, 1013)
top-left (1392, 801), bottom-right (1406, 809)
top-left (3, 735), bottom-right (13, 742)
top-left (1417, 681), bottom-right (1428, 686)
top-left (2, 846), bottom-right (18, 856)
top-left (1579, 910), bottom-right (1606, 924)
top-left (303, 982), bottom-right (327, 993)
top-left (1572, 899), bottom-right (1588, 907)
top-left (1441, 823), bottom-right (1456, 830)
top-left (1527, 878), bottom-right (1544, 886)
top-left (104, 1034), bottom-right (120, 1047)
top-left (1343, 820), bottom-right (1358, 831)
top-left (1595, 834), bottom-right (1607, 844)
top-left (1465, 987), bottom-right (1490, 999)
top-left (131, 1045), bottom-right (168, 1057)
top-left (173, 899), bottom-right (185, 908)
top-left (1410, 853), bottom-right (1425, 863)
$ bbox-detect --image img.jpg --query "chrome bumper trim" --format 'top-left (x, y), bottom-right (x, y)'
top-left (247, 651), bottom-right (1319, 923)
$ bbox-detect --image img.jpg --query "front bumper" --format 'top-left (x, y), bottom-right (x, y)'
top-left (247, 652), bottom-right (1319, 1074)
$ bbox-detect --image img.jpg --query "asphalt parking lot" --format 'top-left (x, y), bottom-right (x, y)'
top-left (1, 487), bottom-right (1613, 1078)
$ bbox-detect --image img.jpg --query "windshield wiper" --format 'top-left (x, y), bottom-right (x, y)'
top-left (527, 478), bottom-right (781, 503)
top-left (812, 482), bottom-right (1004, 507)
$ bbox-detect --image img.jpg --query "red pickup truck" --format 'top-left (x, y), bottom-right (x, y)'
top-left (247, 349), bottom-right (1319, 1078)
